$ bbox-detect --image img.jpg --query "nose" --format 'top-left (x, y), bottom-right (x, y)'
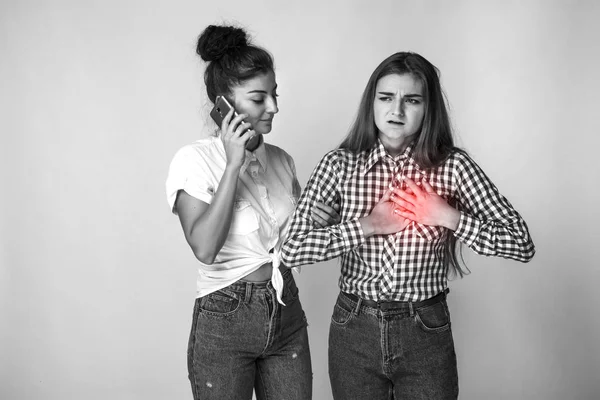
top-left (391, 98), bottom-right (404, 116)
top-left (266, 96), bottom-right (279, 115)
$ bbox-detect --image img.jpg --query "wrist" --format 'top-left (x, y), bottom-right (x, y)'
top-left (221, 165), bottom-right (242, 187)
top-left (224, 163), bottom-right (242, 176)
top-left (359, 215), bottom-right (375, 238)
top-left (441, 208), bottom-right (460, 231)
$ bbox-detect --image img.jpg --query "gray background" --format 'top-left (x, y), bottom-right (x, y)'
top-left (2, 0), bottom-right (599, 399)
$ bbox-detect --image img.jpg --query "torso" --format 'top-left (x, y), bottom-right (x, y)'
top-left (240, 263), bottom-right (287, 282)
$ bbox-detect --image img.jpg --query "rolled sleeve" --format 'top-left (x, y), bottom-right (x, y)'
top-left (165, 145), bottom-right (216, 213)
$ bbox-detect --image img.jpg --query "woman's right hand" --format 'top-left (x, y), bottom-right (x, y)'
top-left (220, 108), bottom-right (255, 170)
top-left (359, 189), bottom-right (410, 238)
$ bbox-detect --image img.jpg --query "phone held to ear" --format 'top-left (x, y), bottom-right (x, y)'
top-left (210, 96), bottom-right (260, 151)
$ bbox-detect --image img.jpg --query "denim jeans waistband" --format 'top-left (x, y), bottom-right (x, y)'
top-left (217, 267), bottom-right (293, 301)
top-left (340, 288), bottom-right (449, 312)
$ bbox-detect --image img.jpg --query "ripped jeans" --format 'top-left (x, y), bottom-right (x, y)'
top-left (187, 269), bottom-right (312, 400)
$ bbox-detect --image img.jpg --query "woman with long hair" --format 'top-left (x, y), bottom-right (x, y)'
top-left (281, 51), bottom-right (535, 399)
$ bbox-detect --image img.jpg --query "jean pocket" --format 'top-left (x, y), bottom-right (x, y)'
top-left (229, 199), bottom-right (259, 235)
top-left (415, 300), bottom-right (451, 333)
top-left (330, 295), bottom-right (355, 326)
top-left (198, 289), bottom-right (241, 317)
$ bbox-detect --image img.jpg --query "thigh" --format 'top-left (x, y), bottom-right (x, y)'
top-left (254, 324), bottom-right (312, 400)
top-left (390, 300), bottom-right (459, 400)
top-left (187, 292), bottom-right (259, 400)
top-left (328, 295), bottom-right (392, 400)
top-left (255, 278), bottom-right (313, 400)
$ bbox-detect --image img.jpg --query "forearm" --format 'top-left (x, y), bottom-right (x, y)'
top-left (281, 150), bottom-right (370, 267)
top-left (454, 212), bottom-right (535, 262)
top-left (281, 218), bottom-right (365, 268)
top-left (453, 153), bottom-right (535, 262)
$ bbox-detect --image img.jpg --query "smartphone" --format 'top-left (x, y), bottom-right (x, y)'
top-left (210, 96), bottom-right (238, 127)
top-left (210, 96), bottom-right (260, 150)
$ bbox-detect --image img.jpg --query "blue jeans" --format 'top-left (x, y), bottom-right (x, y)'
top-left (328, 290), bottom-right (458, 399)
top-left (187, 269), bottom-right (312, 400)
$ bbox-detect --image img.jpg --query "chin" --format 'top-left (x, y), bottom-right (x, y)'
top-left (382, 131), bottom-right (407, 141)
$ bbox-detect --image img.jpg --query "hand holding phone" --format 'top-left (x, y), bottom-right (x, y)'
top-left (210, 96), bottom-right (260, 150)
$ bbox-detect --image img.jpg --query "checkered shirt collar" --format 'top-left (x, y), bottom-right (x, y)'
top-left (362, 138), bottom-right (418, 175)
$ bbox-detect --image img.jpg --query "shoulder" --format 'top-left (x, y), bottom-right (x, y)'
top-left (440, 148), bottom-right (492, 188)
top-left (442, 148), bottom-right (478, 171)
top-left (173, 136), bottom-right (220, 158)
top-left (170, 137), bottom-right (222, 168)
top-left (319, 148), bottom-right (356, 168)
top-left (303, 148), bottom-right (360, 185)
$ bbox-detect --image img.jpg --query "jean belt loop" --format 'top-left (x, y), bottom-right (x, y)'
top-left (408, 301), bottom-right (415, 317)
top-left (244, 281), bottom-right (252, 304)
top-left (353, 297), bottom-right (362, 316)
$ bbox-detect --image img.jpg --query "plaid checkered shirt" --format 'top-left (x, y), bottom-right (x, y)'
top-left (280, 140), bottom-right (535, 302)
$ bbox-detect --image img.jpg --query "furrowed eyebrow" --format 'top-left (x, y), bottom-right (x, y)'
top-left (377, 91), bottom-right (423, 97)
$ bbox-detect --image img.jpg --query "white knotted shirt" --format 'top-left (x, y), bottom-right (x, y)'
top-left (166, 133), bottom-right (301, 304)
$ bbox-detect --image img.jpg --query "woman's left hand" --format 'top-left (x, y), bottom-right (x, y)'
top-left (311, 201), bottom-right (342, 228)
top-left (391, 178), bottom-right (460, 231)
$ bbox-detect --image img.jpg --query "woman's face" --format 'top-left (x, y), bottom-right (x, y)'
top-left (230, 70), bottom-right (279, 135)
top-left (373, 73), bottom-right (425, 155)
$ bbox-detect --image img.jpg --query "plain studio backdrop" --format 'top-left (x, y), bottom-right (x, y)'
top-left (2, 1), bottom-right (599, 399)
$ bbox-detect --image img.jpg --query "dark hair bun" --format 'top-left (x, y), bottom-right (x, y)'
top-left (196, 25), bottom-right (248, 62)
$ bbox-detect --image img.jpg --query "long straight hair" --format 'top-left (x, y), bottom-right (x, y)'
top-left (340, 52), bottom-right (469, 278)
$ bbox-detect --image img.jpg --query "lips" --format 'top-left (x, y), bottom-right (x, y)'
top-left (388, 120), bottom-right (404, 125)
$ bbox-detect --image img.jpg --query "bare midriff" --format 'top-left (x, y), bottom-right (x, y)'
top-left (240, 262), bottom-right (285, 282)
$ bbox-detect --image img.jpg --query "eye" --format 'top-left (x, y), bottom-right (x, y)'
top-left (377, 96), bottom-right (392, 102)
top-left (406, 98), bottom-right (421, 105)
top-left (251, 98), bottom-right (265, 104)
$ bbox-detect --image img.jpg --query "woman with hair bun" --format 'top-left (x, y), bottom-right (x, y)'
top-left (166, 25), bottom-right (337, 400)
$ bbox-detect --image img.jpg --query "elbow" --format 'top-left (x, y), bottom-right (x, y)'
top-left (519, 244), bottom-right (536, 263)
top-left (186, 230), bottom-right (219, 264)
top-left (524, 248), bottom-right (536, 263)
top-left (192, 246), bottom-right (216, 265)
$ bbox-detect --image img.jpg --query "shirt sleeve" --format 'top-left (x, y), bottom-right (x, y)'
top-left (281, 151), bottom-right (365, 268)
top-left (165, 145), bottom-right (215, 213)
top-left (452, 152), bottom-right (535, 262)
